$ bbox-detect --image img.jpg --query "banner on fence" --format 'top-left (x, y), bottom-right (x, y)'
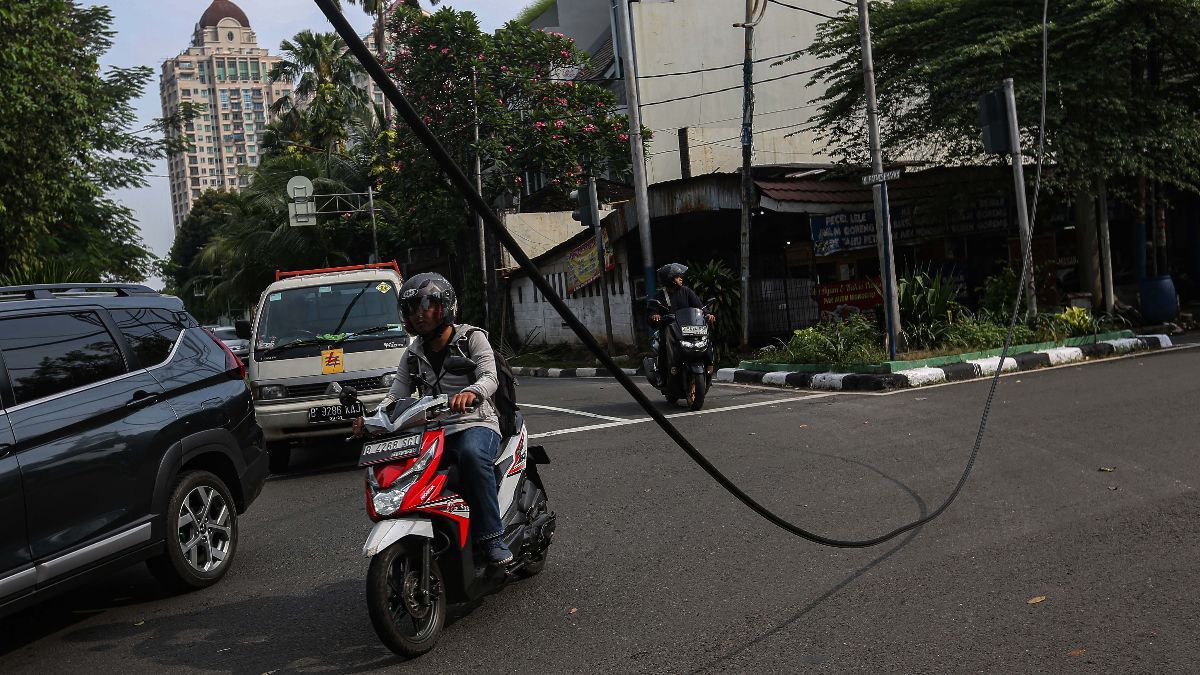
top-left (566, 227), bottom-right (615, 293)
top-left (815, 276), bottom-right (883, 319)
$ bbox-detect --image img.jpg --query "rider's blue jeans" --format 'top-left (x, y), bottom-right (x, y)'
top-left (444, 427), bottom-right (504, 542)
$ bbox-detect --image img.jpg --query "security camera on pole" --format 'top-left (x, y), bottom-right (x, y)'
top-left (572, 177), bottom-right (615, 355)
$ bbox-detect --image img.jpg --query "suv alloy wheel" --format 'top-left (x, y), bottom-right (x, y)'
top-left (148, 470), bottom-right (240, 590)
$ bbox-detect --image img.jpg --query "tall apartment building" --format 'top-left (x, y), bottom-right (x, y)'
top-left (159, 0), bottom-right (292, 231)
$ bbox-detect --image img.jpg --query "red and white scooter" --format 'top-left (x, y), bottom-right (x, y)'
top-left (335, 359), bottom-right (554, 658)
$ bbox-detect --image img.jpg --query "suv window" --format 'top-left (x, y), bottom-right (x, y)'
top-left (0, 312), bottom-right (127, 405)
top-left (112, 308), bottom-right (185, 367)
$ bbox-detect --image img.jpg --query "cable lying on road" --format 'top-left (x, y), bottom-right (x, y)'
top-left (313, 0), bottom-right (1046, 549)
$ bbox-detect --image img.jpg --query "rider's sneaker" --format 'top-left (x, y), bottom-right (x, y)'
top-left (482, 538), bottom-right (513, 566)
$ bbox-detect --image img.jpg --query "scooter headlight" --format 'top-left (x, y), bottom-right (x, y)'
top-left (370, 440), bottom-right (438, 517)
top-left (680, 337), bottom-right (709, 349)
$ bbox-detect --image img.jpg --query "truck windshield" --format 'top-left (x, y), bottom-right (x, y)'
top-left (255, 280), bottom-right (405, 350)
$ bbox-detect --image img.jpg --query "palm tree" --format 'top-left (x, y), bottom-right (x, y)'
top-left (268, 30), bottom-right (371, 152)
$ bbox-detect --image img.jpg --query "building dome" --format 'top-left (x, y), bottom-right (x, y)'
top-left (199, 0), bottom-right (250, 28)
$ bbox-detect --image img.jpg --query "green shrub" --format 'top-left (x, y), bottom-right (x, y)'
top-left (758, 315), bottom-right (886, 367)
top-left (684, 259), bottom-right (742, 366)
top-left (944, 312), bottom-right (1035, 351)
top-left (893, 268), bottom-right (960, 350)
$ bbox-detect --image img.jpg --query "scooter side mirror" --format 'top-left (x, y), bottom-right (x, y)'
top-left (705, 297), bottom-right (717, 307)
top-left (339, 385), bottom-right (358, 408)
top-left (443, 355), bottom-right (477, 377)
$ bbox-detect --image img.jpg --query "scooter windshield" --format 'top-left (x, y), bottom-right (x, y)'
top-left (670, 308), bottom-right (707, 340)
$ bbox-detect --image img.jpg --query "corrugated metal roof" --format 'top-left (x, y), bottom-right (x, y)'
top-left (579, 36), bottom-right (614, 82)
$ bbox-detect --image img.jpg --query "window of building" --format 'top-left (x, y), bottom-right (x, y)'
top-left (181, 88), bottom-right (190, 97)
top-left (227, 31), bottom-right (235, 42)
top-left (223, 124), bottom-right (231, 131)
top-left (0, 313), bottom-right (126, 405)
top-left (219, 90), bottom-right (228, 108)
top-left (192, 189), bottom-right (201, 198)
top-left (215, 59), bottom-right (225, 81)
top-left (250, 60), bottom-right (260, 79)
top-left (239, 61), bottom-right (250, 80)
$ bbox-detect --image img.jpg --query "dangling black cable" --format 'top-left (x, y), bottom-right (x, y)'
top-left (312, 0), bottom-right (1047, 549)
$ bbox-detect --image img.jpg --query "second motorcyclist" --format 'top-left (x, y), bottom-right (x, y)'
top-left (647, 263), bottom-right (715, 387)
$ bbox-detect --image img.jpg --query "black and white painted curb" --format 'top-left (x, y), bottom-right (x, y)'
top-left (511, 366), bottom-right (639, 378)
top-left (715, 335), bottom-right (1174, 392)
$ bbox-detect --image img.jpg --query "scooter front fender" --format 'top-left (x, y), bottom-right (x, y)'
top-left (363, 517), bottom-right (434, 557)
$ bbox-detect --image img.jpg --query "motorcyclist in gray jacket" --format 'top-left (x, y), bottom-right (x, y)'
top-left (353, 272), bottom-right (512, 565)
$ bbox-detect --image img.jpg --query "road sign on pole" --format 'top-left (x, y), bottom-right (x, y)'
top-left (861, 169), bottom-right (903, 186)
top-left (287, 176), bottom-right (315, 227)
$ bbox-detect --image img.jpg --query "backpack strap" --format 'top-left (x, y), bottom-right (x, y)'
top-left (407, 350), bottom-right (421, 396)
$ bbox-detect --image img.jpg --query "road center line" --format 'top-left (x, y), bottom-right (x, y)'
top-left (528, 394), bottom-right (830, 439)
top-left (520, 403), bottom-right (630, 422)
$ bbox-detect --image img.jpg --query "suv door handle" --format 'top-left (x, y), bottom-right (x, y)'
top-left (126, 390), bottom-right (160, 409)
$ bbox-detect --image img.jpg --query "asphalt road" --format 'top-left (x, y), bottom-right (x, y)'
top-left (1, 346), bottom-right (1198, 673)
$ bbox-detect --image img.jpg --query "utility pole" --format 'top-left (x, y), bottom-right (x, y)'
top-left (589, 176), bottom-right (616, 353)
top-left (857, 0), bottom-right (902, 357)
top-left (1002, 77), bottom-right (1038, 317)
top-left (736, 0), bottom-right (758, 348)
top-left (472, 65), bottom-right (489, 328)
top-left (367, 184), bottom-right (379, 263)
top-left (615, 0), bottom-right (655, 299)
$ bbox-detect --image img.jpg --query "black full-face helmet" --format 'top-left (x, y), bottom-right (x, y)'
top-left (399, 272), bottom-right (457, 336)
top-left (656, 263), bottom-right (688, 288)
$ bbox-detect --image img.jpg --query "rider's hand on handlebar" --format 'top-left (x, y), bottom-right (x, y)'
top-left (650, 314), bottom-right (661, 323)
top-left (707, 314), bottom-right (716, 323)
top-left (450, 391), bottom-right (478, 414)
top-left (351, 415), bottom-right (365, 438)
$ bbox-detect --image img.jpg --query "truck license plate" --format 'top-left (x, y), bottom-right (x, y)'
top-left (306, 402), bottom-right (363, 423)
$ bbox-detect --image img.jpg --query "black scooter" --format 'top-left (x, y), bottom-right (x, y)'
top-left (642, 297), bottom-right (716, 410)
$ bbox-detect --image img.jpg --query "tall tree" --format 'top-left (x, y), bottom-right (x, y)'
top-left (0, 1), bottom-right (193, 281)
top-left (801, 0), bottom-right (1200, 199)
top-left (372, 6), bottom-right (639, 251)
top-left (268, 30), bottom-right (371, 153)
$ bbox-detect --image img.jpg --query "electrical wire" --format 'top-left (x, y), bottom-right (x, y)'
top-left (766, 0), bottom-right (838, 21)
top-left (315, 0), bottom-right (1051, 550)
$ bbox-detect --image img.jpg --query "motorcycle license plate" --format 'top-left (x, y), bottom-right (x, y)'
top-left (359, 432), bottom-right (423, 466)
top-left (306, 402), bottom-right (363, 423)
top-left (681, 325), bottom-right (708, 336)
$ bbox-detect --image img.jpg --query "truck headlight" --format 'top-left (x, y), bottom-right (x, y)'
top-left (258, 384), bottom-right (287, 400)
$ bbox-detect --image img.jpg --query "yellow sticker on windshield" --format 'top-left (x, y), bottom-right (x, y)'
top-left (376, 282), bottom-right (392, 294)
top-left (321, 348), bottom-right (345, 374)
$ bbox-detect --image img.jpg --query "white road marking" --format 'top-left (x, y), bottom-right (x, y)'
top-left (520, 403), bottom-right (630, 422)
top-left (528, 394), bottom-right (831, 439)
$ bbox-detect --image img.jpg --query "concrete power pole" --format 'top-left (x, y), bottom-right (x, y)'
top-left (589, 176), bottom-right (616, 353)
top-left (472, 66), bottom-right (489, 328)
top-left (615, 0), bottom-right (655, 300)
top-left (1002, 78), bottom-right (1038, 317)
top-left (737, 0), bottom-right (758, 348)
top-left (857, 0), bottom-right (903, 357)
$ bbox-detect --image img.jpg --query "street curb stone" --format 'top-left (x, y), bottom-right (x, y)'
top-left (715, 335), bottom-right (1172, 392)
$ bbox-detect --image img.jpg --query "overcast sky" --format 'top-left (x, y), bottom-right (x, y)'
top-left (83, 0), bottom-right (531, 288)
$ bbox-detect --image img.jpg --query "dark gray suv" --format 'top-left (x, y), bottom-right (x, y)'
top-left (0, 284), bottom-right (268, 615)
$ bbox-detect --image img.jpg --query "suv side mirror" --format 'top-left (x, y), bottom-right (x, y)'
top-left (235, 320), bottom-right (252, 340)
top-left (443, 356), bottom-right (477, 376)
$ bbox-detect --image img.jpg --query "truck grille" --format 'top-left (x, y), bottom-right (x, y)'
top-left (286, 375), bottom-right (385, 399)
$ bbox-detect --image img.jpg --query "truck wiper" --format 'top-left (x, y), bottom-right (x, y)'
top-left (258, 337), bottom-right (330, 358)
